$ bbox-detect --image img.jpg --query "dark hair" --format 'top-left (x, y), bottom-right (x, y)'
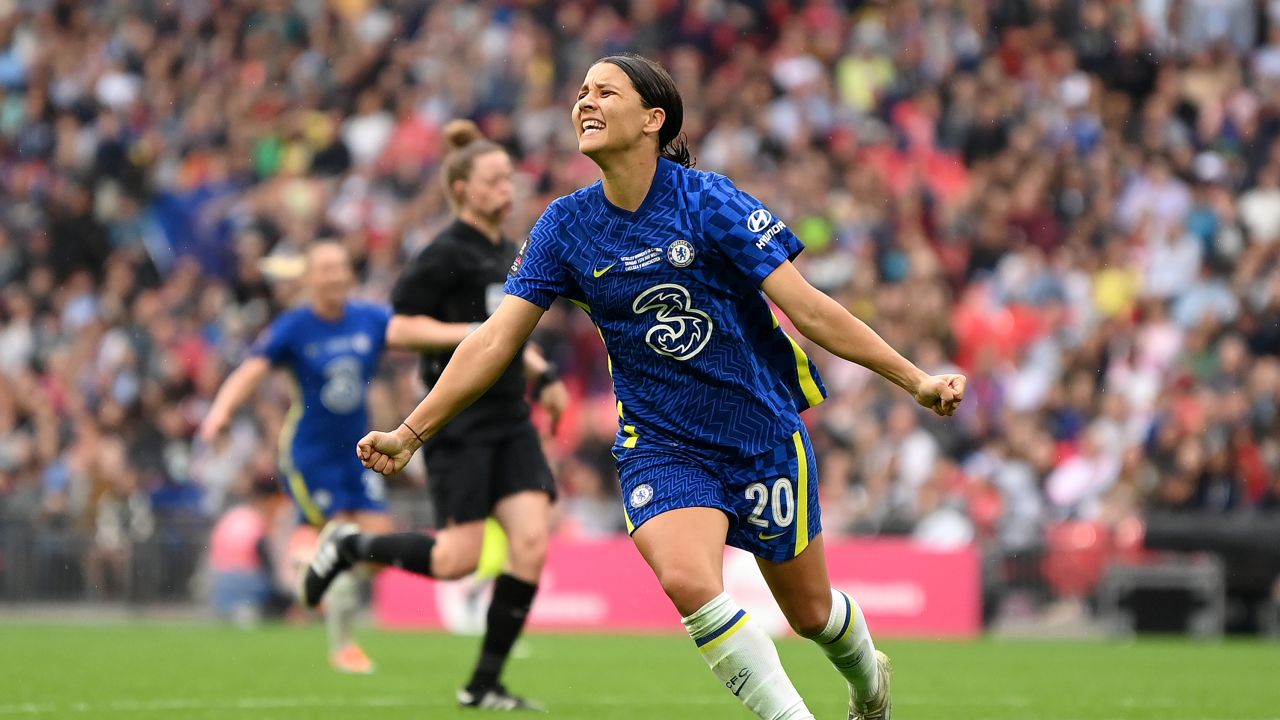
top-left (597, 54), bottom-right (694, 168)
top-left (440, 119), bottom-right (506, 209)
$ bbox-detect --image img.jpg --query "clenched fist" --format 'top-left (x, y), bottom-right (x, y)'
top-left (912, 374), bottom-right (967, 416)
top-left (357, 427), bottom-right (418, 476)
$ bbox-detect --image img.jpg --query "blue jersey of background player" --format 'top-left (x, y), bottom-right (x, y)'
top-left (331, 56), bottom-right (966, 720)
top-left (199, 239), bottom-right (473, 674)
top-left (249, 292), bottom-right (390, 523)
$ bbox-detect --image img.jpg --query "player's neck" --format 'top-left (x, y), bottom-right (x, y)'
top-left (458, 209), bottom-right (502, 244)
top-left (311, 299), bottom-right (345, 320)
top-left (598, 151), bottom-right (659, 212)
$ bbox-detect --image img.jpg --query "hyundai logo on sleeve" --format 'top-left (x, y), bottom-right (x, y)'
top-left (746, 208), bottom-right (772, 233)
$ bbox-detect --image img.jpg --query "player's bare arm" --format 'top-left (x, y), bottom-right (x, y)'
top-left (761, 261), bottom-right (966, 416)
top-left (198, 355), bottom-right (272, 442)
top-left (358, 295), bottom-right (545, 474)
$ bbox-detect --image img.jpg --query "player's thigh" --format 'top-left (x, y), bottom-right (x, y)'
top-left (755, 532), bottom-right (834, 638)
top-left (725, 427), bottom-right (822, 564)
top-left (620, 448), bottom-right (735, 614)
top-left (632, 507), bottom-right (731, 616)
top-left (424, 438), bottom-right (497, 528)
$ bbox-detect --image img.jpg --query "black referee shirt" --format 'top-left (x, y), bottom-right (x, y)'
top-left (392, 219), bottom-right (530, 441)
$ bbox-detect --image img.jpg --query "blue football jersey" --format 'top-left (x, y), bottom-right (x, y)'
top-left (251, 301), bottom-right (392, 463)
top-left (506, 158), bottom-right (827, 458)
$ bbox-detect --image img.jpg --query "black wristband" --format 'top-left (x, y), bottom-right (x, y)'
top-left (401, 422), bottom-right (427, 445)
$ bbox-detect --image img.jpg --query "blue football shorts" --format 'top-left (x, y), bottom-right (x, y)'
top-left (280, 451), bottom-right (387, 526)
top-left (616, 426), bottom-right (821, 563)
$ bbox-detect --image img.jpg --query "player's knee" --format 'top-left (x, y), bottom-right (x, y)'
top-left (432, 551), bottom-right (480, 580)
top-left (783, 601), bottom-right (831, 639)
top-left (653, 565), bottom-right (722, 614)
top-left (431, 534), bottom-right (484, 580)
top-left (505, 526), bottom-right (548, 569)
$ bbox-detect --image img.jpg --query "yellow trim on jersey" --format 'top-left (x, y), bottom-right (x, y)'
top-left (622, 505), bottom-right (635, 534)
top-left (785, 334), bottom-right (825, 408)
top-left (616, 401), bottom-right (640, 448)
top-left (598, 328), bottom-right (638, 449)
top-left (568, 298), bottom-right (592, 314)
top-left (792, 431), bottom-right (810, 557)
top-left (280, 374), bottom-right (326, 526)
top-left (770, 310), bottom-right (825, 409)
top-left (698, 613), bottom-right (752, 653)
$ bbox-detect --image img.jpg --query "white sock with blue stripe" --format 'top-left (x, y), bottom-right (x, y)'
top-left (814, 588), bottom-right (879, 699)
top-left (681, 593), bottom-right (813, 720)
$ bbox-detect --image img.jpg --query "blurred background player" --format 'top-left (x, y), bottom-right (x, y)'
top-left (308, 54), bottom-right (965, 720)
top-left (198, 240), bottom-right (469, 673)
top-left (309, 120), bottom-right (567, 711)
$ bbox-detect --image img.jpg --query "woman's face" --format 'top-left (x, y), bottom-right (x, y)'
top-left (572, 62), bottom-right (663, 160)
top-left (456, 150), bottom-right (514, 222)
top-left (306, 243), bottom-right (354, 308)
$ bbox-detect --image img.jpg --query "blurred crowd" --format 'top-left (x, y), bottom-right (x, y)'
top-left (2, 0), bottom-right (1280, 604)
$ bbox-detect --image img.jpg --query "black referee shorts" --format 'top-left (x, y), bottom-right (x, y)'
top-left (423, 422), bottom-right (556, 528)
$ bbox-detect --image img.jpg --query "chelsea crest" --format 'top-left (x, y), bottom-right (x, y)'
top-left (667, 239), bottom-right (695, 267)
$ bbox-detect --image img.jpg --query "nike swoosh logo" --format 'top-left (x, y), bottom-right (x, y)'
top-left (732, 671), bottom-right (752, 697)
top-left (592, 263), bottom-right (617, 278)
top-left (758, 531), bottom-right (787, 541)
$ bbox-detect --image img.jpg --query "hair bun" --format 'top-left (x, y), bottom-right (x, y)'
top-left (443, 119), bottom-right (484, 151)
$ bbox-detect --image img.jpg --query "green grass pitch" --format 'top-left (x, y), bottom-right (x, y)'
top-left (0, 623), bottom-right (1273, 719)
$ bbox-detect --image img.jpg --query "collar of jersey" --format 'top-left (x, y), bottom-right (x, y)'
top-left (449, 218), bottom-right (505, 247)
top-left (596, 157), bottom-right (675, 219)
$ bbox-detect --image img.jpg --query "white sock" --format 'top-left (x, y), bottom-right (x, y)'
top-left (681, 593), bottom-right (814, 720)
top-left (324, 570), bottom-right (363, 651)
top-left (814, 588), bottom-right (879, 699)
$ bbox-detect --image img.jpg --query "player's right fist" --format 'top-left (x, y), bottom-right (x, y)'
top-left (357, 429), bottom-right (415, 476)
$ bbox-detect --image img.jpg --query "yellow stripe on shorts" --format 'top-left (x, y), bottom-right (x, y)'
top-left (792, 430), bottom-right (810, 557)
top-left (280, 375), bottom-right (325, 526)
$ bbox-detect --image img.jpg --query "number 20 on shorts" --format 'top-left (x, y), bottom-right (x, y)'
top-left (745, 477), bottom-right (794, 529)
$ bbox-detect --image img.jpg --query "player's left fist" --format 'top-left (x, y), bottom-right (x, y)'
top-left (913, 374), bottom-right (966, 417)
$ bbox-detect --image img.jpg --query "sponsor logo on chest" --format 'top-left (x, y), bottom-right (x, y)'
top-left (303, 333), bottom-right (372, 358)
top-left (603, 239), bottom-right (697, 276)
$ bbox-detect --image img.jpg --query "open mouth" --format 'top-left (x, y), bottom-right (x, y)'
top-left (582, 119), bottom-right (605, 136)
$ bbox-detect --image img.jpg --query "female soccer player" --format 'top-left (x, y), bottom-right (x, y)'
top-left (308, 55), bottom-right (965, 719)
top-left (199, 240), bottom-right (473, 674)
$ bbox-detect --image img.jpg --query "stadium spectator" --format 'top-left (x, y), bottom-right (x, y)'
top-left (207, 477), bottom-right (291, 625)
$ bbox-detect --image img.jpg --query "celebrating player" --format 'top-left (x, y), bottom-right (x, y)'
top-left (199, 240), bottom-right (472, 674)
top-left (305, 54), bottom-right (965, 719)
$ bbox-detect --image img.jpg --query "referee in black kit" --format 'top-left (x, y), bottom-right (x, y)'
top-left (354, 119), bottom-right (565, 710)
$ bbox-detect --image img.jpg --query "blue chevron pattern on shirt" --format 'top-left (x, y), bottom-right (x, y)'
top-left (506, 158), bottom-right (827, 458)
